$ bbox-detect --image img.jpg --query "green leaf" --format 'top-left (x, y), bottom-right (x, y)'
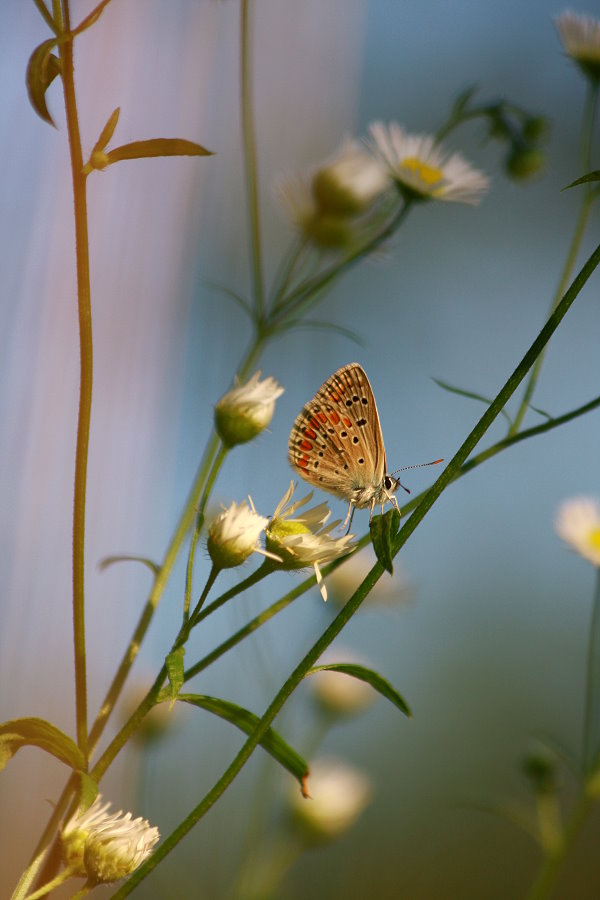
top-left (308, 663), bottom-right (411, 716)
top-left (26, 38), bottom-right (61, 126)
top-left (0, 717), bottom-right (84, 772)
top-left (563, 170), bottom-right (600, 190)
top-left (177, 694), bottom-right (309, 791)
top-left (284, 318), bottom-right (364, 346)
top-left (452, 84), bottom-right (477, 115)
top-left (528, 404), bottom-right (553, 421)
top-left (165, 647), bottom-right (185, 708)
top-left (433, 377), bottom-right (512, 425)
top-left (105, 138), bottom-right (214, 165)
top-left (98, 554), bottom-right (161, 576)
top-left (93, 106), bottom-right (120, 154)
top-left (370, 508), bottom-right (400, 574)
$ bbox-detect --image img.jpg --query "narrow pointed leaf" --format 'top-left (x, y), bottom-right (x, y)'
top-left (563, 170), bottom-right (600, 190)
top-left (370, 508), bottom-right (400, 574)
top-left (165, 647), bottom-right (185, 708)
top-left (93, 106), bottom-right (120, 154)
top-left (308, 663), bottom-right (411, 716)
top-left (285, 319), bottom-right (364, 346)
top-left (99, 554), bottom-right (160, 576)
top-left (72, 0), bottom-right (114, 37)
top-left (105, 138), bottom-right (214, 165)
top-left (0, 717), bottom-right (84, 772)
top-left (433, 377), bottom-right (512, 425)
top-left (528, 404), bottom-right (553, 421)
top-left (452, 85), bottom-right (477, 115)
top-left (26, 38), bottom-right (61, 126)
top-left (176, 693), bottom-right (308, 789)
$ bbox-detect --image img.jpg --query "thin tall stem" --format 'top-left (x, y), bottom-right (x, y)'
top-left (583, 569), bottom-right (600, 773)
top-left (60, 0), bottom-right (90, 763)
top-left (240, 0), bottom-right (265, 320)
top-left (509, 80), bottom-right (598, 436)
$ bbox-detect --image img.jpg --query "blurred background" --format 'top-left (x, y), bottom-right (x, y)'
top-left (1, 0), bottom-right (600, 897)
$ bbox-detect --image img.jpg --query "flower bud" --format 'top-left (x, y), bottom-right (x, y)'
top-left (288, 758), bottom-right (372, 843)
top-left (555, 496), bottom-right (600, 566)
top-left (207, 500), bottom-right (269, 569)
top-left (312, 140), bottom-right (390, 217)
top-left (215, 371), bottom-right (284, 447)
top-left (61, 795), bottom-right (159, 883)
top-left (505, 146), bottom-right (546, 180)
top-left (555, 12), bottom-right (600, 83)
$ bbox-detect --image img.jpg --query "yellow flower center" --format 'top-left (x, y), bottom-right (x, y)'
top-left (401, 157), bottom-right (444, 187)
top-left (589, 527), bottom-right (600, 551)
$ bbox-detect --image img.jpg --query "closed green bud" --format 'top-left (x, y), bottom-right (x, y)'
top-left (215, 371), bottom-right (284, 447)
top-left (506, 146), bottom-right (546, 179)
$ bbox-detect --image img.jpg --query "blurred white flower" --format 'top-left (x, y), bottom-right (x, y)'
top-left (215, 371), bottom-right (284, 447)
top-left (367, 121), bottom-right (489, 205)
top-left (311, 138), bottom-right (391, 216)
top-left (311, 648), bottom-right (376, 716)
top-left (326, 545), bottom-right (412, 608)
top-left (288, 757), bottom-right (372, 842)
top-left (266, 482), bottom-right (356, 601)
top-left (207, 500), bottom-right (269, 569)
top-left (61, 795), bottom-right (159, 882)
top-left (555, 496), bottom-right (600, 566)
top-left (555, 11), bottom-right (600, 81)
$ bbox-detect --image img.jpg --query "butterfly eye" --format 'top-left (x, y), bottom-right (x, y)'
top-left (384, 476), bottom-right (393, 490)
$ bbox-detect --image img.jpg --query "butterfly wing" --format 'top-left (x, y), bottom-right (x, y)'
top-left (288, 363), bottom-right (387, 503)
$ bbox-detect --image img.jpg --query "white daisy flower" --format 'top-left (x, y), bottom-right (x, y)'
top-left (367, 121), bottom-right (490, 205)
top-left (288, 757), bottom-right (372, 842)
top-left (311, 138), bottom-right (392, 216)
top-left (207, 500), bottom-right (270, 569)
top-left (215, 371), bottom-right (284, 447)
top-left (61, 795), bottom-right (159, 882)
top-left (555, 11), bottom-right (600, 81)
top-left (266, 482), bottom-right (356, 601)
top-left (555, 496), bottom-right (600, 567)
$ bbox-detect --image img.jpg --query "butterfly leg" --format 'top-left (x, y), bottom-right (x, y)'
top-left (344, 501), bottom-right (356, 535)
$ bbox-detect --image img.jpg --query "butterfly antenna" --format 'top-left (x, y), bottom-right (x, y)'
top-left (390, 458), bottom-right (444, 485)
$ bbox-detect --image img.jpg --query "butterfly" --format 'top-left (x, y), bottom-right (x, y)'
top-left (289, 363), bottom-right (441, 530)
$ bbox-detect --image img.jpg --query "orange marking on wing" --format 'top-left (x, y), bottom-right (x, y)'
top-left (342, 416), bottom-right (352, 428)
top-left (300, 440), bottom-right (312, 451)
top-left (317, 412), bottom-right (327, 423)
top-left (309, 417), bottom-right (320, 431)
top-left (329, 411), bottom-right (340, 425)
top-left (297, 457), bottom-right (309, 468)
top-left (304, 427), bottom-right (317, 439)
top-left (329, 391), bottom-right (342, 402)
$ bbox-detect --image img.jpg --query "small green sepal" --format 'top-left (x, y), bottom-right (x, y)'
top-left (370, 508), bottom-right (400, 574)
top-left (165, 647), bottom-right (185, 708)
top-left (0, 717), bottom-right (85, 772)
top-left (26, 38), bottom-right (61, 126)
top-left (308, 663), bottom-right (411, 716)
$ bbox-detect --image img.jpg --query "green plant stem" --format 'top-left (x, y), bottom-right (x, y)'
top-left (526, 790), bottom-right (595, 900)
top-left (583, 569), bottom-right (600, 773)
top-left (271, 199), bottom-right (412, 328)
top-left (21, 867), bottom-right (76, 900)
top-left (183, 444), bottom-right (228, 622)
top-left (32, 0), bottom-right (58, 32)
top-left (509, 80), bottom-right (598, 436)
top-left (190, 558), bottom-right (274, 627)
top-left (60, 0), bottom-right (90, 764)
top-left (113, 239), bottom-right (600, 896)
top-left (70, 0), bottom-right (115, 38)
top-left (240, 0), bottom-right (265, 320)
